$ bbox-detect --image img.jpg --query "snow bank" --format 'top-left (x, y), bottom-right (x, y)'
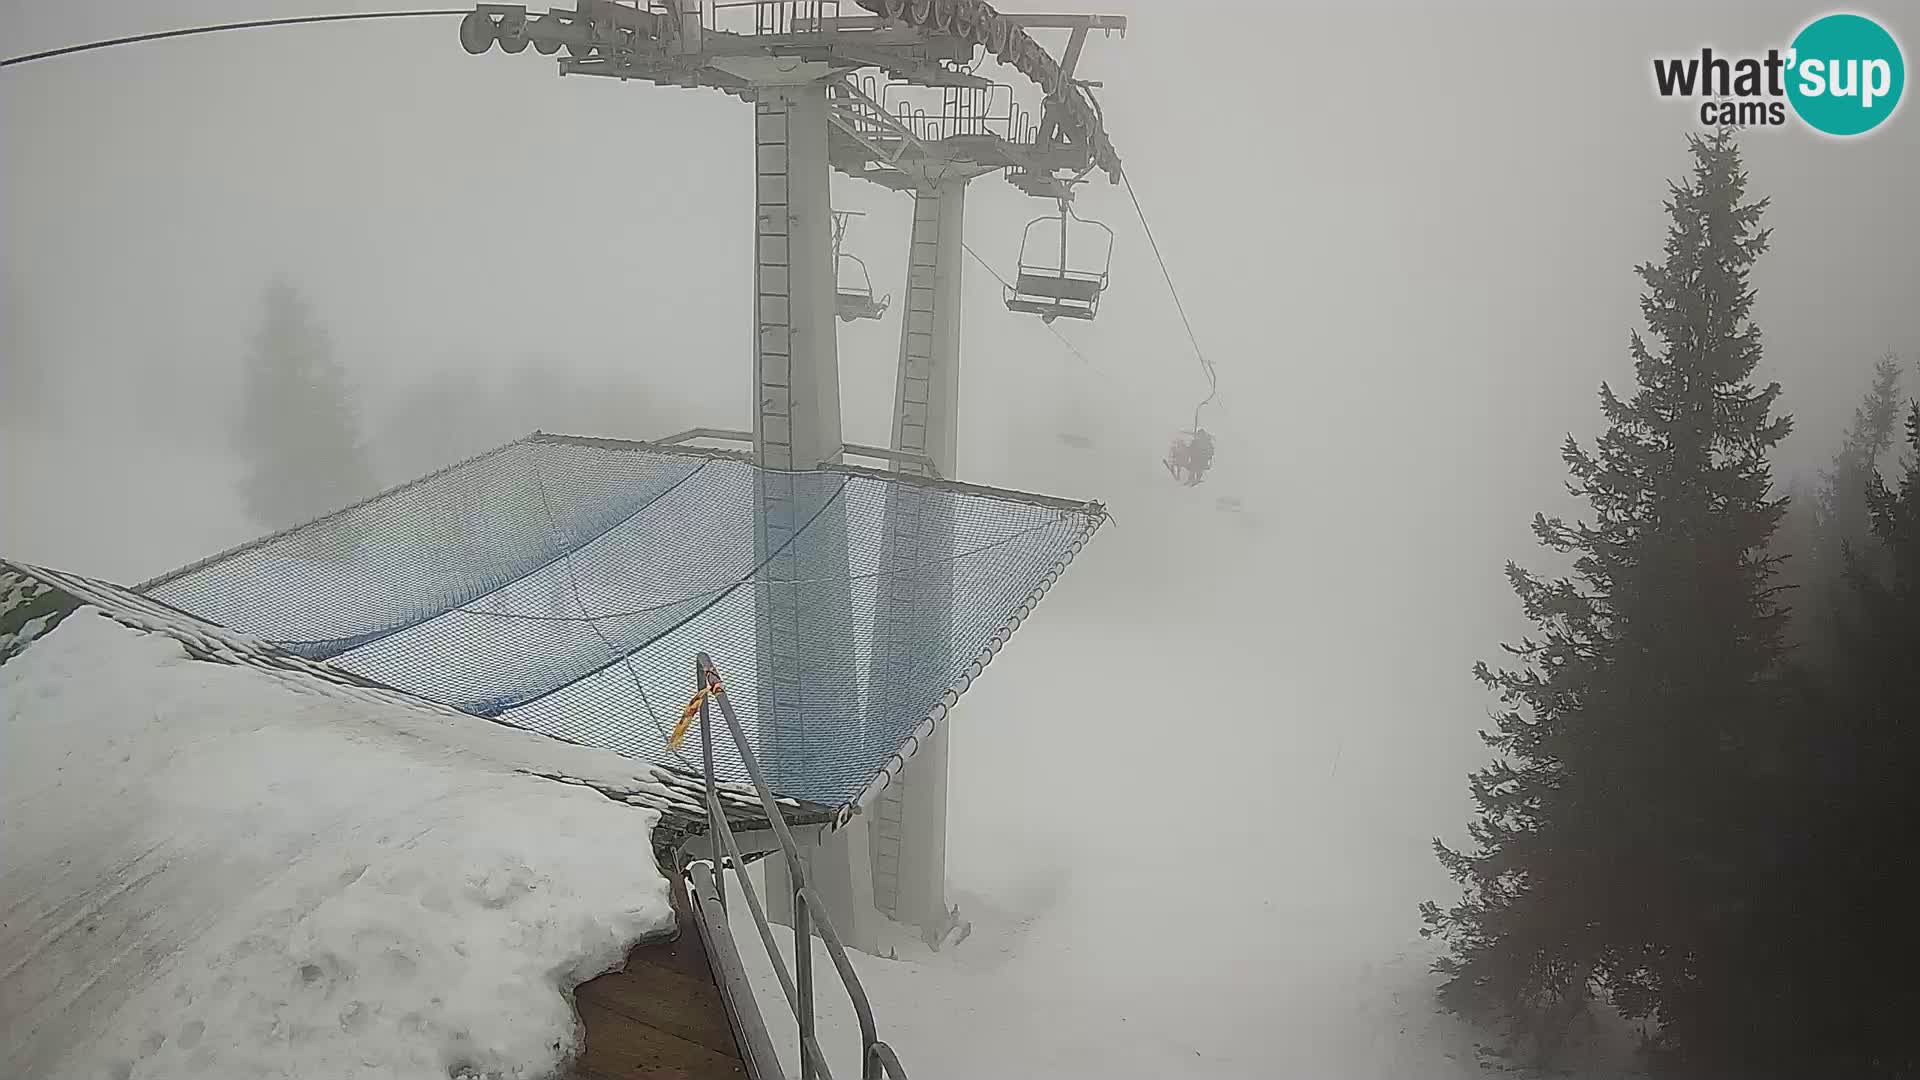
top-left (1, 613), bottom-right (675, 1080)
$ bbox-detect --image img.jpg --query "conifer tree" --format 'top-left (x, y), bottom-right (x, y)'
top-left (1785, 399), bottom-right (1920, 1078)
top-left (1773, 358), bottom-right (1900, 660)
top-left (1843, 397), bottom-right (1920, 791)
top-left (234, 278), bottom-right (375, 533)
top-left (1820, 356), bottom-right (1903, 544)
top-left (1422, 130), bottom-right (1791, 1066)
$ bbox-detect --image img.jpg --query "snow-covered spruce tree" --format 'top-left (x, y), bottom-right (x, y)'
top-left (1421, 130), bottom-right (1791, 1067)
top-left (234, 278), bottom-right (376, 536)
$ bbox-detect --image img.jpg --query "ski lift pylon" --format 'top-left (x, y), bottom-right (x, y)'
top-left (832, 210), bottom-right (890, 323)
top-left (1004, 198), bottom-right (1114, 324)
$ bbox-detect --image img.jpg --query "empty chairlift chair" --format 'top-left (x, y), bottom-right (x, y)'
top-left (832, 210), bottom-right (890, 322)
top-left (836, 252), bottom-right (890, 322)
top-left (1004, 202), bottom-right (1115, 323)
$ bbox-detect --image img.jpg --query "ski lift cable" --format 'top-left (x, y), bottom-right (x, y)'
top-left (962, 240), bottom-right (1101, 369)
top-left (7, 11), bottom-right (1165, 419)
top-left (1121, 170), bottom-right (1218, 429)
top-left (1, 9), bottom-right (467, 69)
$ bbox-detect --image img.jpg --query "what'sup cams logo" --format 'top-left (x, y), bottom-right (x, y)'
top-left (1654, 12), bottom-right (1905, 136)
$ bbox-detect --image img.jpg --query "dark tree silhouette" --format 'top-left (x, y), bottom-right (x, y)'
top-left (1773, 357), bottom-right (1902, 662)
top-left (233, 278), bottom-right (375, 533)
top-left (1422, 130), bottom-right (1792, 1069)
top-left (1764, 399), bottom-right (1920, 1079)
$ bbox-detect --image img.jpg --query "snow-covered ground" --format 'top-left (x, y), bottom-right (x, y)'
top-left (730, 886), bottom-right (1644, 1080)
top-left (0, 613), bottom-right (674, 1080)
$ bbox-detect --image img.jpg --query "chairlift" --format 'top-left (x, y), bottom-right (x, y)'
top-left (836, 254), bottom-right (888, 322)
top-left (1163, 427), bottom-right (1215, 487)
top-left (1004, 199), bottom-right (1115, 324)
top-left (832, 211), bottom-right (890, 323)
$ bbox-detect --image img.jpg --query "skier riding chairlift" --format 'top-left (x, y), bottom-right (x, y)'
top-left (1164, 427), bottom-right (1215, 486)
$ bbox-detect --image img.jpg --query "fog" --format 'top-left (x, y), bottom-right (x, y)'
top-left (4, 1), bottom-right (1918, 1075)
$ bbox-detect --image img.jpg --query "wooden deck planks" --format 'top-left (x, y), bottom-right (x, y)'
top-left (570, 874), bottom-right (751, 1080)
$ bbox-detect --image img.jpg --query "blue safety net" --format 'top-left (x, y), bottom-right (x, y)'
top-left (140, 433), bottom-right (1102, 807)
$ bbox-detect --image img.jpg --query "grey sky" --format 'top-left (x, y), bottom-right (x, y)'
top-left (7, 1), bottom-right (1915, 491)
top-left (6, 0), bottom-right (1916, 804)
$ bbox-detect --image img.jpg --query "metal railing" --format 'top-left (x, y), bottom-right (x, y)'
top-left (869, 75), bottom-right (1033, 143)
top-left (651, 428), bottom-right (933, 476)
top-left (690, 651), bottom-right (910, 1080)
top-left (827, 77), bottom-right (927, 169)
top-left (705, 0), bottom-right (842, 37)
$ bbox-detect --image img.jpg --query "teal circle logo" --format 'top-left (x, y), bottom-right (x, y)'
top-left (1787, 13), bottom-right (1905, 136)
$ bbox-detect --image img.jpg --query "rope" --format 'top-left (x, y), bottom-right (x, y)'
top-left (528, 448), bottom-right (692, 767)
top-left (445, 518), bottom-right (1059, 623)
top-left (961, 241), bottom-right (1098, 367)
top-left (1122, 170), bottom-right (1218, 430)
top-left (506, 476), bottom-right (852, 713)
top-left (669, 678), bottom-right (721, 751)
top-left (1, 10), bottom-right (468, 69)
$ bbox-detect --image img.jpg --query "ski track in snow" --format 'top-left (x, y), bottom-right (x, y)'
top-left (0, 613), bottom-right (674, 1080)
